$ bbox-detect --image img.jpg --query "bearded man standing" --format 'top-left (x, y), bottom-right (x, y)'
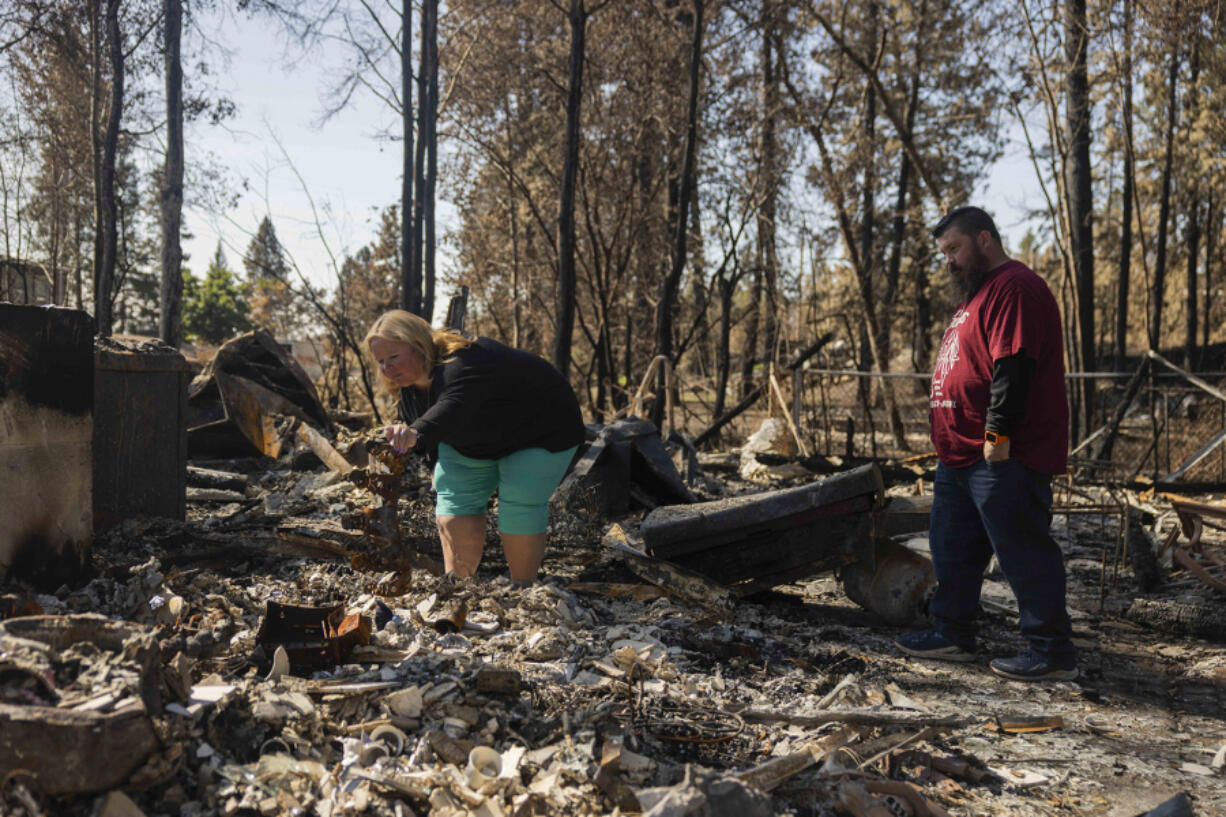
top-left (895, 206), bottom-right (1078, 681)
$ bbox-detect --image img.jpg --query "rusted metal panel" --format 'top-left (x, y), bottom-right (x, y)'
top-left (255, 601), bottom-right (372, 671)
top-left (558, 419), bottom-right (696, 516)
top-left (0, 304), bottom-right (93, 590)
top-left (187, 329), bottom-right (331, 458)
top-left (213, 368), bottom-right (290, 457)
top-left (93, 336), bottom-right (190, 530)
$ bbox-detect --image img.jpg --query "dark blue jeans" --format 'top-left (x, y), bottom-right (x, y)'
top-left (929, 459), bottom-right (1076, 666)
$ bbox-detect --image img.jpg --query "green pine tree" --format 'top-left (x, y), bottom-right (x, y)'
top-left (244, 216), bottom-right (303, 339)
top-left (182, 244), bottom-right (253, 345)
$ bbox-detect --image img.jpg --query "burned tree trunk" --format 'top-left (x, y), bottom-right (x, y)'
top-left (1186, 200), bottom-right (1202, 369)
top-left (757, 3), bottom-right (780, 368)
top-left (408, 0), bottom-right (429, 317)
top-left (553, 0), bottom-right (588, 381)
top-left (1204, 197), bottom-right (1217, 351)
top-left (1114, 0), bottom-right (1134, 371)
top-left (159, 0), bottom-right (184, 347)
top-left (1066, 0), bottom-right (1095, 437)
top-left (423, 0), bottom-right (438, 321)
top-left (1150, 47), bottom-right (1180, 350)
top-left (399, 0), bottom-right (415, 312)
top-left (1183, 41), bottom-right (1202, 369)
top-left (1126, 598), bottom-right (1226, 642)
top-left (96, 0), bottom-right (124, 337)
top-left (652, 0), bottom-right (704, 427)
top-left (90, 0), bottom-right (103, 319)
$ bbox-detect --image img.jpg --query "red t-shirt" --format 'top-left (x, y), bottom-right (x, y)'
top-left (929, 259), bottom-right (1069, 475)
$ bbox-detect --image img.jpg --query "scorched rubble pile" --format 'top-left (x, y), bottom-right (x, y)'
top-left (1, 437), bottom-right (1225, 817)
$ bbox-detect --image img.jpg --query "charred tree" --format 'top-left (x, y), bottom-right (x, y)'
top-left (1114, 0), bottom-right (1134, 371)
top-left (1150, 46), bottom-right (1180, 351)
top-left (1186, 200), bottom-right (1202, 368)
top-left (423, 0), bottom-right (438, 321)
top-left (399, 0), bottom-right (415, 313)
top-left (1118, 0), bottom-right (1132, 365)
top-left (757, 1), bottom-right (780, 368)
top-left (90, 0), bottom-right (103, 319)
top-left (408, 0), bottom-right (429, 317)
top-left (1204, 196), bottom-right (1217, 352)
top-left (1183, 40), bottom-right (1201, 369)
top-left (1066, 0), bottom-right (1094, 436)
top-left (739, 265), bottom-right (762, 398)
top-left (553, 0), bottom-right (588, 380)
top-left (884, 0), bottom-right (925, 373)
top-left (159, 0), bottom-right (184, 347)
top-left (96, 0), bottom-right (123, 337)
top-left (652, 0), bottom-right (704, 427)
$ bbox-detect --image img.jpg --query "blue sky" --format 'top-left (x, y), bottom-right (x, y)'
top-left (184, 9), bottom-right (1044, 302)
top-left (184, 9), bottom-right (404, 289)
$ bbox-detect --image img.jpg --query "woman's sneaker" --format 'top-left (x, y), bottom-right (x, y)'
top-left (894, 630), bottom-right (976, 663)
top-left (989, 650), bottom-right (1078, 681)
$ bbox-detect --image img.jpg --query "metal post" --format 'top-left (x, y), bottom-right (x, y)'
top-left (792, 368), bottom-right (803, 441)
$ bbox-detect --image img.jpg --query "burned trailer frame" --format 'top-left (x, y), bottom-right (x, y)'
top-left (638, 464), bottom-right (935, 624)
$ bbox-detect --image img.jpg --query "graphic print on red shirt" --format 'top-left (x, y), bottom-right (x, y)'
top-left (931, 308), bottom-right (970, 410)
top-left (929, 260), bottom-right (1069, 475)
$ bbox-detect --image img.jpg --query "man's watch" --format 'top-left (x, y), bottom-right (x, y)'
top-left (984, 430), bottom-right (1009, 445)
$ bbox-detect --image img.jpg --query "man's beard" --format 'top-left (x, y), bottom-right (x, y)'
top-left (950, 245), bottom-right (991, 300)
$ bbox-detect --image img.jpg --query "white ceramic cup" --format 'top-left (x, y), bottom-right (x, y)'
top-left (465, 746), bottom-right (502, 788)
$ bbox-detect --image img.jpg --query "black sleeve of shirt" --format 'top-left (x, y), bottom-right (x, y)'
top-left (986, 352), bottom-right (1036, 436)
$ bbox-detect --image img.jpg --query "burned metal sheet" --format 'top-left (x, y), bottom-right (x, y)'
top-left (840, 540), bottom-right (936, 627)
top-left (187, 329), bottom-right (331, 458)
top-left (558, 418), bottom-right (697, 516)
top-left (255, 601), bottom-right (372, 671)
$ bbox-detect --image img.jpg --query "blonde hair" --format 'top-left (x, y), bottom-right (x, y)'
top-left (364, 309), bottom-right (473, 391)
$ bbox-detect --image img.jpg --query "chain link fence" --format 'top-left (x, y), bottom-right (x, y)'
top-left (781, 369), bottom-right (1226, 485)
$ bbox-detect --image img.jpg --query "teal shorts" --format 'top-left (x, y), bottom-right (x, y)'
top-left (434, 443), bottom-right (579, 535)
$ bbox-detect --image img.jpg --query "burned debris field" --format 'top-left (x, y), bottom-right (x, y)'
top-left (2, 366), bottom-right (1226, 816)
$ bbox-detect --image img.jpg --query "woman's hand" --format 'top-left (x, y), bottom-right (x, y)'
top-left (384, 423), bottom-right (419, 453)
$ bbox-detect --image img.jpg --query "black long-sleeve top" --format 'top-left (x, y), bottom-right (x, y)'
top-left (985, 351), bottom-right (1036, 436)
top-left (397, 337), bottom-right (585, 461)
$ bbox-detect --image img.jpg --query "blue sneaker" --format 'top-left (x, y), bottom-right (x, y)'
top-left (894, 630), bottom-right (976, 663)
top-left (989, 650), bottom-right (1078, 681)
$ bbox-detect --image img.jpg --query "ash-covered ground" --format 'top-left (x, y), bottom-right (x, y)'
top-left (1, 447), bottom-right (1223, 817)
